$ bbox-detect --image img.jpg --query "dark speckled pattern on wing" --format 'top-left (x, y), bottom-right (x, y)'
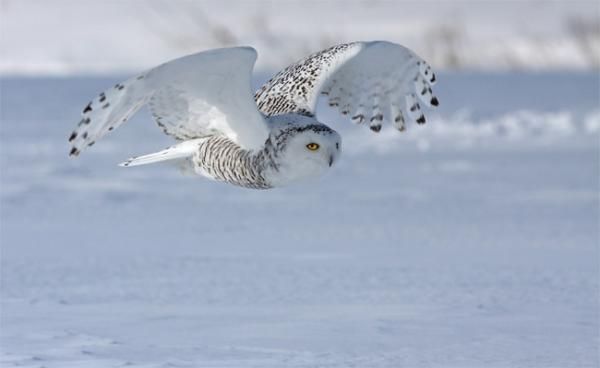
top-left (254, 41), bottom-right (439, 133)
top-left (254, 43), bottom-right (361, 117)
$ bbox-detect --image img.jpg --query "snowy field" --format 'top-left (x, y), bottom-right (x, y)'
top-left (0, 71), bottom-right (598, 367)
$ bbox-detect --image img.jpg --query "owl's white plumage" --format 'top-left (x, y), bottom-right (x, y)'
top-left (254, 41), bottom-right (437, 130)
top-left (69, 41), bottom-right (438, 189)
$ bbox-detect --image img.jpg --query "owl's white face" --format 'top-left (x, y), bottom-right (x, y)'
top-left (265, 122), bottom-right (342, 187)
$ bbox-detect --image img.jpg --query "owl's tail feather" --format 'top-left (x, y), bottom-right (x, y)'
top-left (68, 74), bottom-right (153, 157)
top-left (118, 139), bottom-right (205, 167)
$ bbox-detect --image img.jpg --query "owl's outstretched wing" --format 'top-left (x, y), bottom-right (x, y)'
top-left (254, 41), bottom-right (438, 132)
top-left (69, 47), bottom-right (269, 156)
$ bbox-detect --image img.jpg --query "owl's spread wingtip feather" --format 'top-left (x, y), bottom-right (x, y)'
top-left (255, 40), bottom-right (438, 135)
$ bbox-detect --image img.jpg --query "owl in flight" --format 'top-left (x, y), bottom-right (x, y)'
top-left (68, 41), bottom-right (438, 189)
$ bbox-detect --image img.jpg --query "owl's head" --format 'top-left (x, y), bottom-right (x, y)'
top-left (265, 114), bottom-right (341, 187)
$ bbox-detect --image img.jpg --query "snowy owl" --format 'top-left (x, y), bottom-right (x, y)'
top-left (68, 41), bottom-right (438, 189)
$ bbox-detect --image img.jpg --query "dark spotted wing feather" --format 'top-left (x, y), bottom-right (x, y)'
top-left (69, 47), bottom-right (269, 156)
top-left (68, 76), bottom-right (151, 156)
top-left (255, 41), bottom-right (438, 133)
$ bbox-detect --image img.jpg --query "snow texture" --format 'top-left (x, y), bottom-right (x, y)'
top-left (1, 72), bottom-right (599, 367)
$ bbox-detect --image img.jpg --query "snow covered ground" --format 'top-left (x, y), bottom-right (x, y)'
top-left (0, 71), bottom-right (598, 367)
top-left (2, 3), bottom-right (599, 365)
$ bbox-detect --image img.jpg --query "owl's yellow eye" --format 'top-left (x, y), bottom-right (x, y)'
top-left (306, 143), bottom-right (320, 151)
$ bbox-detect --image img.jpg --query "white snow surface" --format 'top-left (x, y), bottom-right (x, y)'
top-left (1, 0), bottom-right (599, 75)
top-left (1, 72), bottom-right (599, 367)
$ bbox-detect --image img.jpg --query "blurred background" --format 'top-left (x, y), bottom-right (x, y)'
top-left (1, 0), bottom-right (599, 74)
top-left (1, 1), bottom-right (599, 367)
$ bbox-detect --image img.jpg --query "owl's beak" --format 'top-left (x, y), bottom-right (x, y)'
top-left (328, 155), bottom-right (334, 167)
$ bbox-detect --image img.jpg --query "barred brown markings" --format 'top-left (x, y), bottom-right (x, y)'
top-left (195, 135), bottom-right (272, 189)
top-left (212, 140), bottom-right (224, 177)
top-left (395, 112), bottom-right (404, 123)
top-left (255, 42), bottom-right (357, 117)
top-left (369, 114), bottom-right (383, 132)
top-left (223, 143), bottom-right (236, 181)
top-left (352, 114), bottom-right (364, 123)
top-left (78, 117), bottom-right (91, 126)
top-left (370, 114), bottom-right (383, 121)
